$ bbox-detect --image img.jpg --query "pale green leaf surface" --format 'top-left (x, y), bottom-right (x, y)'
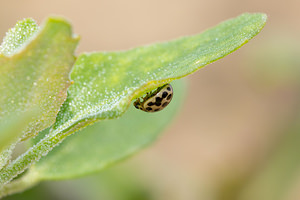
top-left (0, 18), bottom-right (39, 56)
top-left (0, 19), bottom-right (39, 172)
top-left (0, 17), bottom-right (79, 140)
top-left (0, 19), bottom-right (38, 150)
top-left (30, 80), bottom-right (186, 180)
top-left (0, 111), bottom-right (38, 170)
top-left (0, 13), bottom-right (266, 187)
top-left (0, 127), bottom-right (22, 170)
top-left (51, 13), bottom-right (266, 137)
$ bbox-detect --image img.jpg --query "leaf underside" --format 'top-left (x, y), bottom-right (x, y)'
top-left (32, 13), bottom-right (267, 180)
top-left (51, 13), bottom-right (267, 137)
top-left (0, 13), bottom-right (267, 188)
top-left (31, 80), bottom-right (186, 180)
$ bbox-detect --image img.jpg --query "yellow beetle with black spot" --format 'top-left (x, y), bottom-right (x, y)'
top-left (134, 83), bottom-right (173, 112)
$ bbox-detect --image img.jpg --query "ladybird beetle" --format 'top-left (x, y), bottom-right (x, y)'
top-left (134, 83), bottom-right (173, 112)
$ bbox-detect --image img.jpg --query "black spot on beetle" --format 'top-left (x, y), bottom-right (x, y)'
top-left (167, 87), bottom-right (171, 91)
top-left (162, 91), bottom-right (168, 98)
top-left (155, 102), bottom-right (161, 106)
top-left (167, 94), bottom-right (172, 100)
top-left (146, 107), bottom-right (152, 111)
top-left (156, 97), bottom-right (162, 103)
top-left (162, 102), bottom-right (168, 107)
top-left (147, 102), bottom-right (154, 106)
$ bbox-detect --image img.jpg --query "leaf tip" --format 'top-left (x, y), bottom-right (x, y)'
top-left (41, 16), bottom-right (80, 44)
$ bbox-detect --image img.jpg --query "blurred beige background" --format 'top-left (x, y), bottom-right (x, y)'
top-left (1, 0), bottom-right (300, 200)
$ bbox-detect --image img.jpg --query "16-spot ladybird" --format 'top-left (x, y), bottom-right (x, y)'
top-left (134, 83), bottom-right (173, 112)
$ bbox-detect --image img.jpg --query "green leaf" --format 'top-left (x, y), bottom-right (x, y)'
top-left (0, 17), bottom-right (79, 140)
top-left (52, 13), bottom-right (266, 136)
top-left (0, 17), bottom-right (78, 187)
top-left (0, 18), bottom-right (39, 56)
top-left (0, 13), bottom-right (266, 187)
top-left (30, 80), bottom-right (186, 180)
top-left (0, 111), bottom-right (38, 170)
top-left (0, 19), bottom-right (40, 172)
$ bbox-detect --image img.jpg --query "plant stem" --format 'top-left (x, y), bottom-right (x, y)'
top-left (0, 147), bottom-right (13, 170)
top-left (0, 131), bottom-right (62, 186)
top-left (0, 119), bottom-right (93, 187)
top-left (0, 170), bottom-right (39, 199)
